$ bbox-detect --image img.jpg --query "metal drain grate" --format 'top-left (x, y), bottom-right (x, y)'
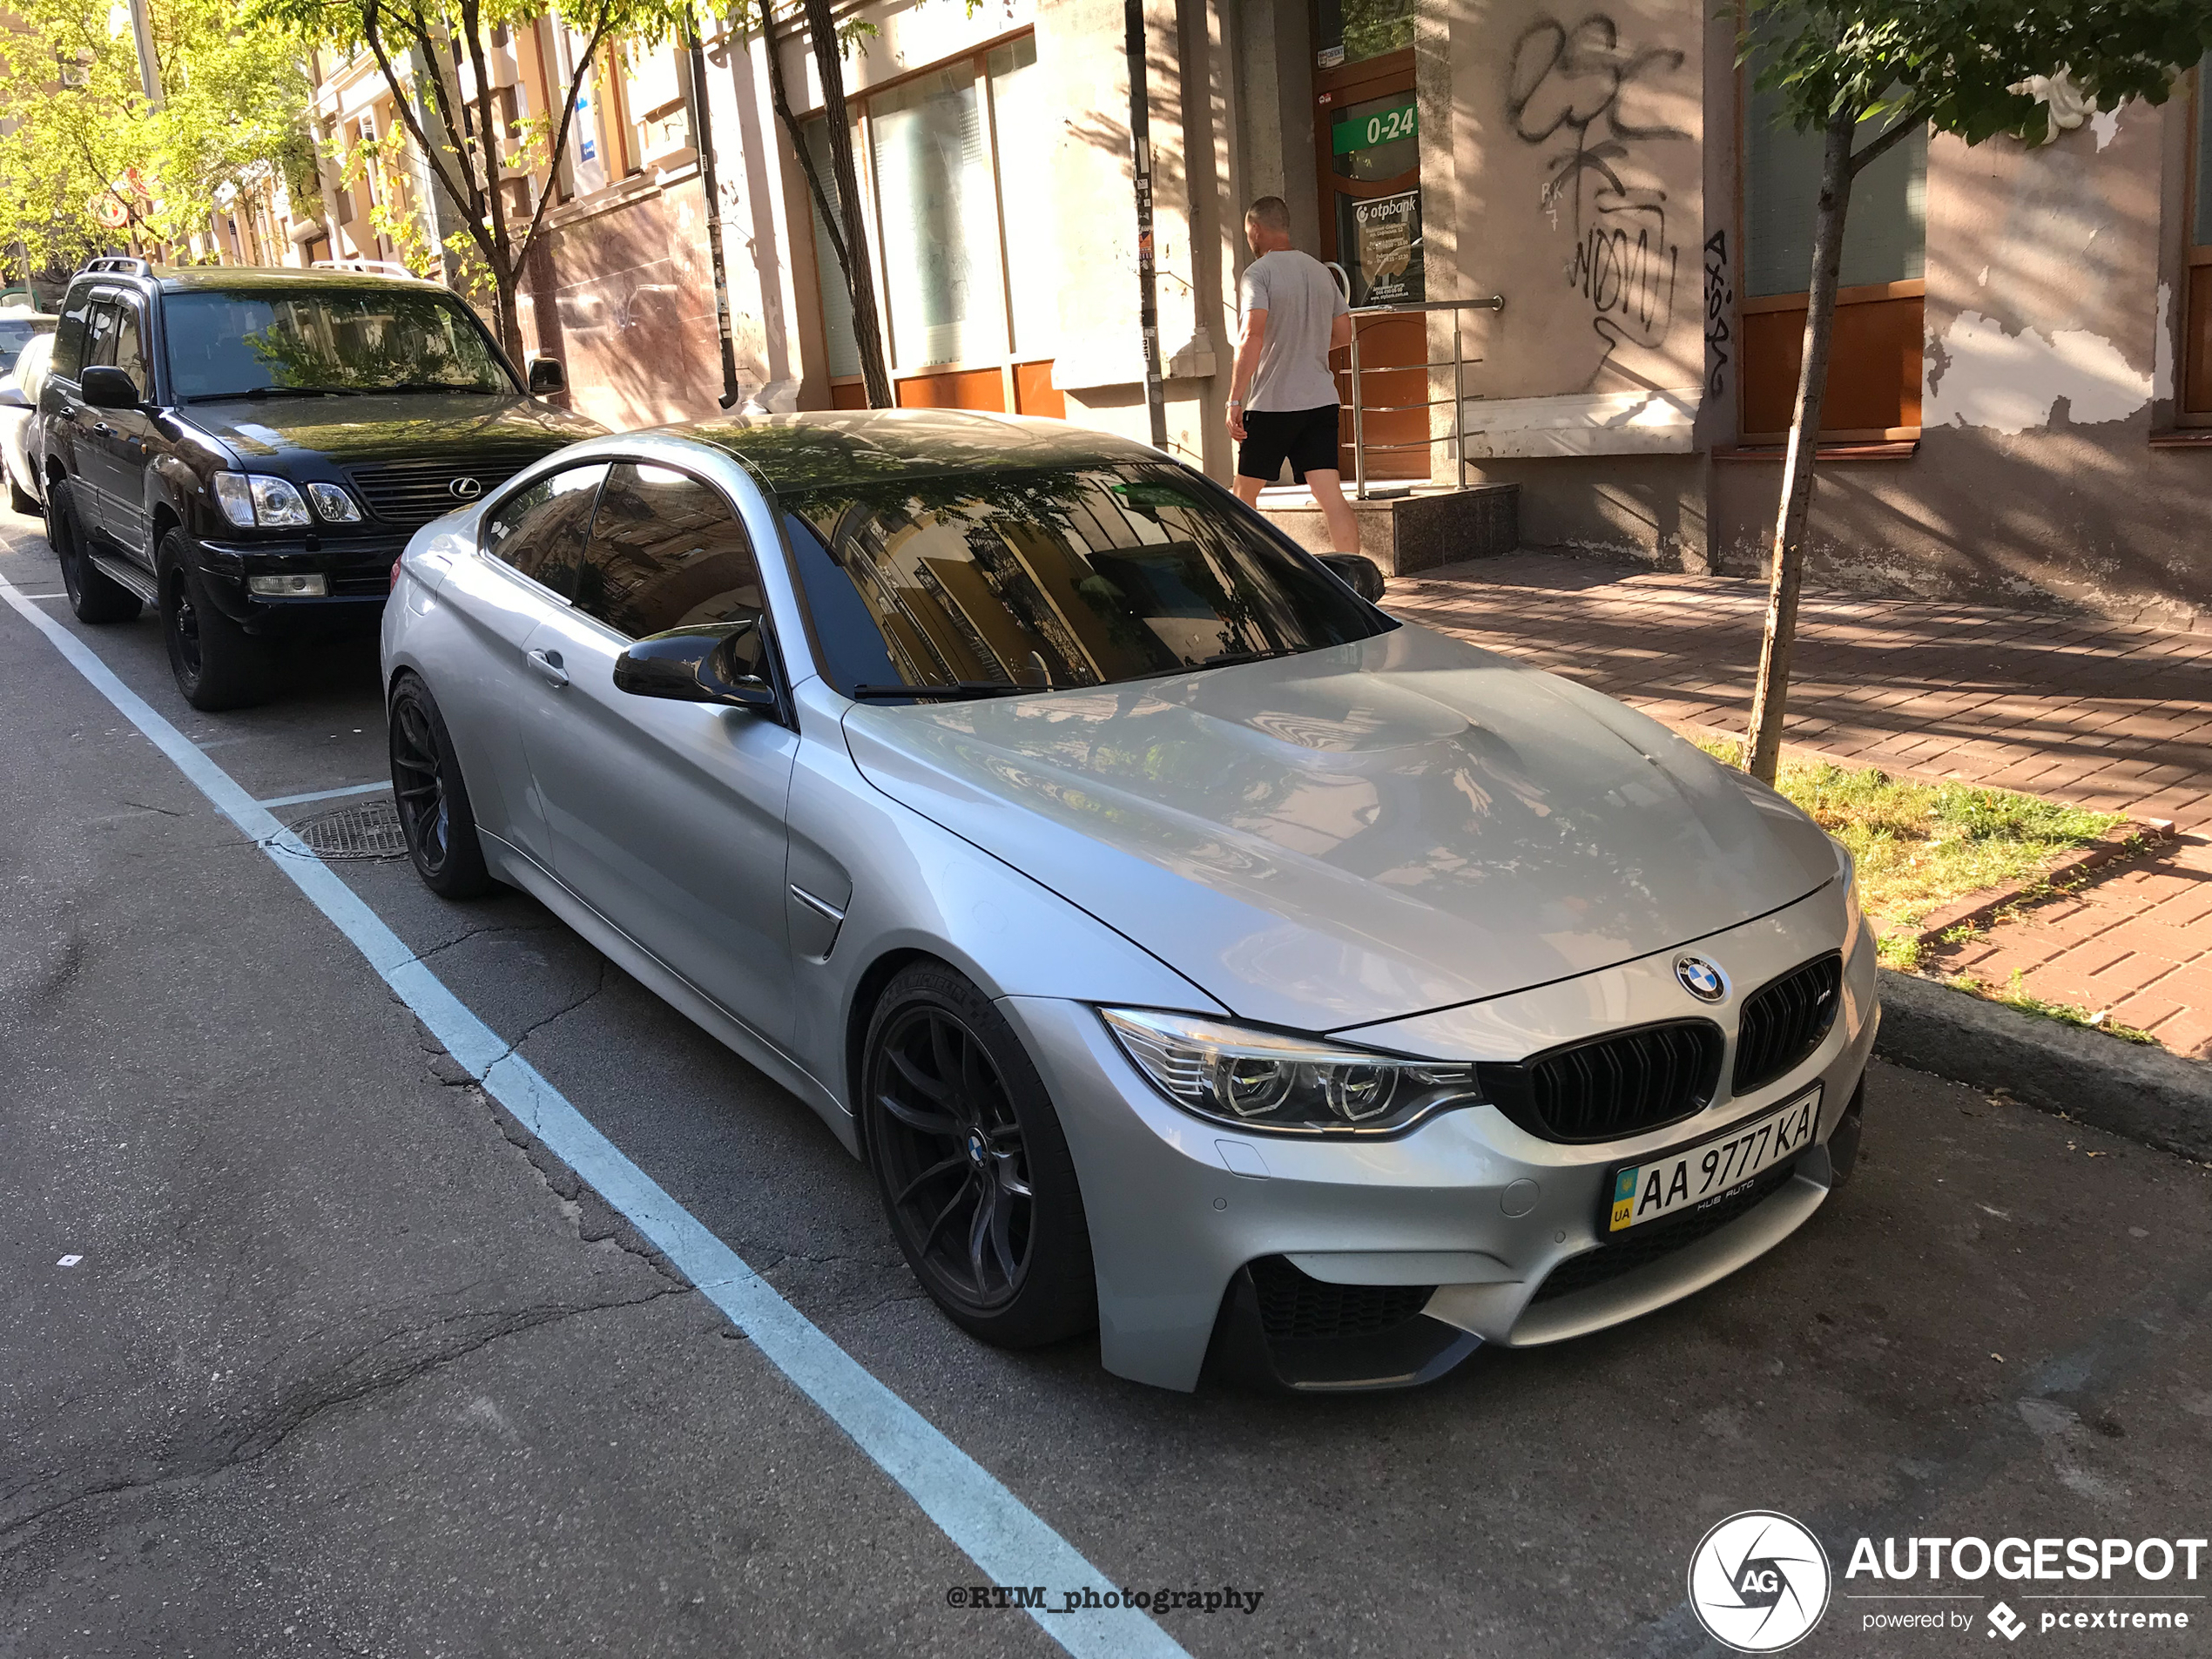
top-left (287, 798), bottom-right (408, 860)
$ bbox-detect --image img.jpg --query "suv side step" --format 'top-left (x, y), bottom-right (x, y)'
top-left (90, 553), bottom-right (158, 605)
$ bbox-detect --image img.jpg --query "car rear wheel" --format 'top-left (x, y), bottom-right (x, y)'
top-left (9, 475), bottom-right (37, 516)
top-left (862, 963), bottom-right (1096, 1347)
top-left (388, 673), bottom-right (495, 899)
top-left (161, 539), bottom-right (273, 711)
top-left (51, 482), bottom-right (141, 624)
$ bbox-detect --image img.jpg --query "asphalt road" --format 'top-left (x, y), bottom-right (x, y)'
top-left (3, 502), bottom-right (2209, 1659)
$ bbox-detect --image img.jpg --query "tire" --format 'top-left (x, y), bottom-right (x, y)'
top-left (862, 963), bottom-right (1096, 1347)
top-left (388, 673), bottom-right (495, 900)
top-left (161, 535), bottom-right (273, 711)
top-left (8, 474), bottom-right (36, 516)
top-left (50, 481), bottom-right (141, 624)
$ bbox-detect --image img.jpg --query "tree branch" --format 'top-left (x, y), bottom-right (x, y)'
top-left (761, 1), bottom-right (846, 275)
top-left (458, 0), bottom-right (510, 266)
top-left (361, 2), bottom-right (485, 256)
top-left (510, 17), bottom-right (610, 267)
top-left (1847, 102), bottom-right (1924, 177)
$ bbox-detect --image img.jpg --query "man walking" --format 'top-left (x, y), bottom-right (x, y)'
top-left (1226, 196), bottom-right (1360, 557)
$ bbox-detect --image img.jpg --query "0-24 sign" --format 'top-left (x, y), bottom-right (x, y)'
top-left (1332, 101), bottom-right (1417, 155)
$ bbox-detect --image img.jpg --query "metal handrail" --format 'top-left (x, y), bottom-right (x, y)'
top-left (1337, 293), bottom-right (1505, 500)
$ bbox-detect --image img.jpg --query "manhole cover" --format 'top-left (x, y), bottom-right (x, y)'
top-left (287, 798), bottom-right (408, 860)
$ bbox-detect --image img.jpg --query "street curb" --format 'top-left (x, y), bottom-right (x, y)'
top-left (1875, 968), bottom-right (2212, 1163)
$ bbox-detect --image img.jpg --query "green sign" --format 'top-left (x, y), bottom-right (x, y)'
top-left (1332, 101), bottom-right (1417, 155)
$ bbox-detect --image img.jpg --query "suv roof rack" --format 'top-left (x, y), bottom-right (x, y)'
top-left (311, 258), bottom-right (426, 281)
top-left (84, 256), bottom-right (152, 277)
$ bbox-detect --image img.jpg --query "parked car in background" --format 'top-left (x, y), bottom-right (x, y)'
top-left (0, 330), bottom-right (55, 515)
top-left (0, 306), bottom-right (57, 378)
top-left (36, 258), bottom-right (598, 710)
top-left (381, 409), bottom-right (1876, 1395)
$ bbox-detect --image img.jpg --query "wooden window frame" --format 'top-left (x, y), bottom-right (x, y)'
top-left (815, 27), bottom-right (1063, 416)
top-left (2182, 64), bottom-right (2212, 425)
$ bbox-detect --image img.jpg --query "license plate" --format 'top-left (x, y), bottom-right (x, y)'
top-left (1605, 1087), bottom-right (1822, 1234)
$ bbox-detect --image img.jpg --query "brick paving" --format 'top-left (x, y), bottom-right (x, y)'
top-left (1389, 555), bottom-right (2212, 1056)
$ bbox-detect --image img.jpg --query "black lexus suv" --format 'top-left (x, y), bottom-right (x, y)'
top-left (37, 259), bottom-right (602, 709)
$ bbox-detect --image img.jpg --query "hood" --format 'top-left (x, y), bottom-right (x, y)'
top-left (182, 392), bottom-right (601, 466)
top-left (842, 623), bottom-right (1837, 1034)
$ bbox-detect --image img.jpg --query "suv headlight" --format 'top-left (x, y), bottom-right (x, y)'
top-left (1101, 1008), bottom-right (1483, 1136)
top-left (305, 481), bottom-right (361, 523)
top-left (212, 470), bottom-right (310, 529)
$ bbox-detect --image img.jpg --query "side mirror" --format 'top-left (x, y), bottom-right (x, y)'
top-left (527, 356), bottom-right (566, 395)
top-left (1320, 552), bottom-right (1386, 602)
top-left (80, 365), bottom-right (142, 410)
top-left (0, 382), bottom-right (26, 412)
top-left (613, 620), bottom-right (778, 711)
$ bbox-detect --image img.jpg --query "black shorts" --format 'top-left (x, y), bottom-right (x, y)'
top-left (1238, 404), bottom-right (1342, 484)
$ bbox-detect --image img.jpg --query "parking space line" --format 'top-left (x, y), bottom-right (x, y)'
top-left (0, 573), bottom-right (1190, 1659)
top-left (257, 780), bottom-right (394, 808)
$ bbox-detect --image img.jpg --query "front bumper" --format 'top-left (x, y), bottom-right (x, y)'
top-left (192, 534), bottom-right (406, 630)
top-left (998, 880), bottom-right (1877, 1393)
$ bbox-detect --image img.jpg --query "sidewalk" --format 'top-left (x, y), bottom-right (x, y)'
top-left (1389, 555), bottom-right (2212, 1058)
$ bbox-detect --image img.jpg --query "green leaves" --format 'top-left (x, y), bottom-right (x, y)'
top-left (1739, 0), bottom-right (2212, 156)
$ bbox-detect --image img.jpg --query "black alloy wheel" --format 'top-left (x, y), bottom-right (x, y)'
top-left (863, 965), bottom-right (1096, 1346)
top-left (388, 673), bottom-right (494, 899)
top-left (49, 482), bottom-right (140, 624)
top-left (159, 536), bottom-right (271, 711)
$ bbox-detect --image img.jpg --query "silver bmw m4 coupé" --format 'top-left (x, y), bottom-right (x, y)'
top-left (382, 411), bottom-right (1875, 1393)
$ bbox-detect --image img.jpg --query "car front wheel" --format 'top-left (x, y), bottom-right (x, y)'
top-left (388, 672), bottom-right (495, 899)
top-left (863, 963), bottom-right (1097, 1348)
top-left (161, 536), bottom-right (273, 711)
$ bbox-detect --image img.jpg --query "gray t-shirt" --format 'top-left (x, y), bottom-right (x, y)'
top-left (1238, 250), bottom-right (1348, 412)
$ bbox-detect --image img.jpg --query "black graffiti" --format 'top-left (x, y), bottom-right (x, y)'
top-left (1569, 203), bottom-right (1677, 354)
top-left (1507, 13), bottom-right (1689, 231)
top-left (1507, 13), bottom-right (1689, 359)
top-left (1703, 227), bottom-right (1732, 395)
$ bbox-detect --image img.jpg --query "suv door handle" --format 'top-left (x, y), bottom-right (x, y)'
top-left (91, 421), bottom-right (114, 436)
top-left (526, 646), bottom-right (569, 688)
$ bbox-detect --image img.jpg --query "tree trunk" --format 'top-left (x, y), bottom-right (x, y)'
top-left (799, 0), bottom-right (892, 408)
top-left (494, 271), bottom-right (524, 372)
top-left (1742, 108), bottom-right (1855, 785)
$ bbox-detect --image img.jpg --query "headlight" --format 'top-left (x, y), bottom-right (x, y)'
top-left (305, 481), bottom-right (361, 523)
top-left (1100, 1008), bottom-right (1483, 1136)
top-left (212, 470), bottom-right (309, 529)
top-left (1833, 837), bottom-right (1863, 953)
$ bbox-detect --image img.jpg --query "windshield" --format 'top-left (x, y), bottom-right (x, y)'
top-left (163, 288), bottom-right (513, 400)
top-left (0, 316), bottom-right (52, 375)
top-left (780, 463), bottom-right (1390, 698)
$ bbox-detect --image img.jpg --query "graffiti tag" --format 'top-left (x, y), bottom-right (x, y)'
top-left (1703, 228), bottom-right (1732, 395)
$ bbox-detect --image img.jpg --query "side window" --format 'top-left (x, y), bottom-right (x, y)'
top-left (112, 303), bottom-right (149, 395)
top-left (83, 301), bottom-right (121, 371)
top-left (482, 462), bottom-right (610, 597)
top-left (573, 462), bottom-right (761, 640)
top-left (51, 289), bottom-right (92, 380)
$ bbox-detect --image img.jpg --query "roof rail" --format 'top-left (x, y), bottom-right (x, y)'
top-left (84, 256), bottom-right (152, 277)
top-left (310, 258), bottom-right (424, 281)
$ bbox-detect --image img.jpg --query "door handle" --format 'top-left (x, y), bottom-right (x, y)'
top-left (526, 646), bottom-right (569, 688)
top-left (91, 422), bottom-right (114, 436)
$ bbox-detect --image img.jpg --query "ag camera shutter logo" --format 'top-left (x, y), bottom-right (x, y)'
top-left (1688, 1511), bottom-right (1831, 1652)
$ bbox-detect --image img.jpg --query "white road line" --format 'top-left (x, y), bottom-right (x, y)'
top-left (0, 573), bottom-right (1189, 1659)
top-left (258, 780), bottom-right (394, 808)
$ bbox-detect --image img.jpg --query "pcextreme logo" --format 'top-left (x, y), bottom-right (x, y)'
top-left (1688, 1511), bottom-right (1833, 1652)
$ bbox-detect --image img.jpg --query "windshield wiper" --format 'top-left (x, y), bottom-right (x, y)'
top-left (1124, 646), bottom-right (1305, 682)
top-left (848, 682), bottom-right (1043, 701)
top-left (185, 385), bottom-right (361, 401)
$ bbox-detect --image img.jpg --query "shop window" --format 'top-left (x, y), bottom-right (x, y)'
top-left (1740, 67), bottom-right (1926, 440)
top-left (800, 31), bottom-right (1062, 416)
top-left (2184, 56), bottom-right (2212, 419)
top-left (1314, 0), bottom-right (1413, 70)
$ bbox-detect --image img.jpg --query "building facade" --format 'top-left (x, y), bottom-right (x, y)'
top-left (298, 0), bottom-right (2212, 626)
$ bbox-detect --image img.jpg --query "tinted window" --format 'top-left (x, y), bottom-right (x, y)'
top-left (162, 288), bottom-right (511, 399)
top-left (574, 464), bottom-right (761, 640)
top-left (781, 463), bottom-right (1388, 696)
top-left (0, 317), bottom-right (50, 375)
top-left (51, 290), bottom-right (92, 379)
top-left (112, 303), bottom-right (149, 393)
top-left (483, 462), bottom-right (609, 596)
top-left (83, 302), bottom-right (119, 370)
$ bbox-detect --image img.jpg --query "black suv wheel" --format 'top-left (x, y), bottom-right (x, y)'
top-left (862, 963), bottom-right (1096, 1347)
top-left (160, 532), bottom-right (272, 711)
top-left (50, 481), bottom-right (141, 624)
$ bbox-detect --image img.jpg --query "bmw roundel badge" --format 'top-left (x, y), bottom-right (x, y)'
top-left (1674, 954), bottom-right (1728, 1002)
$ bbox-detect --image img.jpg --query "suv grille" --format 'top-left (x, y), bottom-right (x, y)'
top-left (1480, 1022), bottom-right (1720, 1144)
top-left (1248, 1257), bottom-right (1433, 1341)
top-left (1733, 954), bottom-right (1843, 1095)
top-left (346, 447), bottom-right (550, 528)
top-left (1530, 1158), bottom-right (1800, 1303)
